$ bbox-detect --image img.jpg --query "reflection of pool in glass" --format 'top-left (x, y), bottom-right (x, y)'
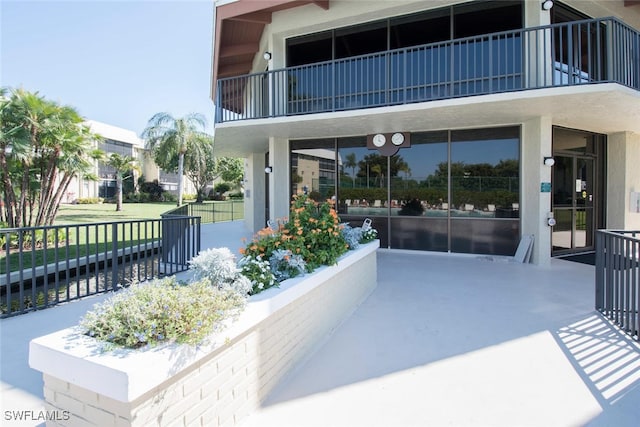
top-left (344, 207), bottom-right (496, 218)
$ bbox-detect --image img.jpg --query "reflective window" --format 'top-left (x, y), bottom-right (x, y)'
top-left (290, 139), bottom-right (337, 202)
top-left (450, 127), bottom-right (520, 218)
top-left (290, 126), bottom-right (521, 255)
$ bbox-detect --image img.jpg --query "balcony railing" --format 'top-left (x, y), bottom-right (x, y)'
top-left (596, 230), bottom-right (639, 343)
top-left (216, 17), bottom-right (640, 123)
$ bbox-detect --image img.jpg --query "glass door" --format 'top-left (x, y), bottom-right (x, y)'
top-left (552, 155), bottom-right (595, 253)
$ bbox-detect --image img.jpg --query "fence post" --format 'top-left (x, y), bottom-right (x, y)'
top-left (112, 223), bottom-right (119, 290)
top-left (595, 230), bottom-right (604, 310)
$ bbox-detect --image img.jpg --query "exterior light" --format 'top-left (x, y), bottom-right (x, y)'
top-left (263, 51), bottom-right (272, 61)
top-left (265, 166), bottom-right (273, 174)
top-left (542, 0), bottom-right (553, 10)
top-left (543, 157), bottom-right (555, 166)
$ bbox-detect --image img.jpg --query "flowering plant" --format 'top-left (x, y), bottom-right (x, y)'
top-left (269, 249), bottom-right (306, 281)
top-left (79, 277), bottom-right (246, 349)
top-left (238, 255), bottom-right (277, 295)
top-left (361, 227), bottom-right (378, 243)
top-left (189, 247), bottom-right (252, 296)
top-left (240, 194), bottom-right (379, 295)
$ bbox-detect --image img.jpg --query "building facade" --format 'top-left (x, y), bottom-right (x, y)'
top-left (65, 120), bottom-right (196, 202)
top-left (211, 0), bottom-right (640, 265)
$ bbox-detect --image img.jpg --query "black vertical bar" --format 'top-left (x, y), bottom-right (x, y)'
top-left (30, 229), bottom-right (36, 311)
top-left (54, 226), bottom-right (59, 304)
top-left (4, 231), bottom-right (12, 315)
top-left (18, 231), bottom-right (24, 313)
top-left (43, 228), bottom-right (49, 308)
top-left (112, 223), bottom-right (119, 290)
top-left (65, 226), bottom-right (70, 302)
top-left (94, 225), bottom-right (99, 294)
top-left (104, 224), bottom-right (109, 291)
top-left (596, 231), bottom-right (604, 310)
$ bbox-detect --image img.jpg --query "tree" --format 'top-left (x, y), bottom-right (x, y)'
top-left (0, 87), bottom-right (102, 227)
top-left (183, 134), bottom-right (216, 203)
top-left (344, 152), bottom-right (357, 187)
top-left (182, 134), bottom-right (244, 203)
top-left (105, 153), bottom-right (140, 211)
top-left (141, 112), bottom-right (206, 206)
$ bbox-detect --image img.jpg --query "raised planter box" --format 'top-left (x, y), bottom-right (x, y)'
top-left (29, 240), bottom-right (379, 427)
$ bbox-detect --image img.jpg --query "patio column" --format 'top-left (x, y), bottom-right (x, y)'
top-left (607, 131), bottom-right (640, 230)
top-left (522, 116), bottom-right (553, 266)
top-left (268, 137), bottom-right (290, 222)
top-left (244, 153), bottom-right (266, 233)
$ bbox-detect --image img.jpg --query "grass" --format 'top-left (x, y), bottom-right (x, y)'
top-left (0, 201), bottom-right (244, 274)
top-left (54, 202), bottom-right (178, 225)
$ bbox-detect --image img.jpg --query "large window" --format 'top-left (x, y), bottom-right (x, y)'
top-left (290, 126), bottom-right (520, 255)
top-left (285, 1), bottom-right (523, 114)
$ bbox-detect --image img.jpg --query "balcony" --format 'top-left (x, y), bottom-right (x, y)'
top-left (215, 17), bottom-right (640, 124)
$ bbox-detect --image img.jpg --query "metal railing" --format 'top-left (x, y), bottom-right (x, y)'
top-left (0, 216), bottom-right (201, 318)
top-left (216, 17), bottom-right (640, 123)
top-left (162, 200), bottom-right (244, 224)
top-left (595, 230), bottom-right (639, 342)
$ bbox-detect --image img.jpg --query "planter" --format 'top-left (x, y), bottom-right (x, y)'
top-left (29, 240), bottom-right (379, 427)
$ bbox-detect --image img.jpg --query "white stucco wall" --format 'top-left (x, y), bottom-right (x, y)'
top-left (522, 117), bottom-right (553, 266)
top-left (607, 132), bottom-right (640, 231)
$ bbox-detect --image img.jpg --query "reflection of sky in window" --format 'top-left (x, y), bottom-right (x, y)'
top-left (338, 138), bottom-right (518, 179)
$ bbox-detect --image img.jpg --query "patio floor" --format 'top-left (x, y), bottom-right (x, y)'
top-left (1, 221), bottom-right (639, 426)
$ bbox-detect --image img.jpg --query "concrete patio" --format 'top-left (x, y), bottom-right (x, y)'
top-left (1, 221), bottom-right (639, 426)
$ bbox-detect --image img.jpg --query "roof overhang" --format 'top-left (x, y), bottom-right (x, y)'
top-left (211, 0), bottom-right (329, 108)
top-left (212, 84), bottom-right (640, 157)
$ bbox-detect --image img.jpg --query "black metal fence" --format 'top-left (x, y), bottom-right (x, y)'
top-left (0, 216), bottom-right (200, 318)
top-left (595, 230), bottom-right (639, 342)
top-left (162, 200), bottom-right (244, 224)
top-left (216, 17), bottom-right (640, 123)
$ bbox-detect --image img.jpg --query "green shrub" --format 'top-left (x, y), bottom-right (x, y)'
top-left (214, 183), bottom-right (231, 194)
top-left (76, 197), bottom-right (104, 204)
top-left (182, 193), bottom-right (197, 201)
top-left (228, 192), bottom-right (244, 200)
top-left (79, 277), bottom-right (246, 349)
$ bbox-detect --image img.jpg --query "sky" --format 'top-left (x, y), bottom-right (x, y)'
top-left (1, 0), bottom-right (216, 135)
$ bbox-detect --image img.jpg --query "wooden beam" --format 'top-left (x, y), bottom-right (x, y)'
top-left (311, 0), bottom-right (330, 10)
top-left (624, 0), bottom-right (640, 6)
top-left (219, 42), bottom-right (260, 59)
top-left (218, 63), bottom-right (252, 78)
top-left (229, 11), bottom-right (272, 24)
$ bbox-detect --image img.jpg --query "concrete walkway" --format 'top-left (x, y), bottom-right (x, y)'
top-left (2, 221), bottom-right (639, 426)
top-left (242, 251), bottom-right (640, 427)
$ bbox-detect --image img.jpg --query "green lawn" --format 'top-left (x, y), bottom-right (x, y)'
top-left (54, 202), bottom-right (178, 225)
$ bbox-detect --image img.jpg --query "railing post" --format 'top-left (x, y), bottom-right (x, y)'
top-left (112, 223), bottom-right (119, 291)
top-left (595, 230), bottom-right (604, 310)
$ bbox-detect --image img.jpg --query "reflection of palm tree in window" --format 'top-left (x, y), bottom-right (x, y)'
top-left (344, 153), bottom-right (357, 187)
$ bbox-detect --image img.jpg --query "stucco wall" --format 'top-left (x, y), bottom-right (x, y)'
top-left (607, 132), bottom-right (640, 230)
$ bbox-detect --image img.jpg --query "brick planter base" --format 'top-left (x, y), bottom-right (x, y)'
top-left (29, 241), bottom-right (378, 427)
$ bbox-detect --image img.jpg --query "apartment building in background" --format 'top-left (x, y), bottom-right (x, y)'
top-left (211, 0), bottom-right (640, 265)
top-left (63, 120), bottom-right (195, 202)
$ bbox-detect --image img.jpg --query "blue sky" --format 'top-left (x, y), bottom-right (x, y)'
top-left (1, 0), bottom-right (215, 135)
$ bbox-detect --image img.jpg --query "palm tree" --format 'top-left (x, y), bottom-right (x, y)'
top-left (0, 87), bottom-right (102, 226)
top-left (141, 112), bottom-right (206, 206)
top-left (344, 152), bottom-right (357, 188)
top-left (105, 153), bottom-right (140, 212)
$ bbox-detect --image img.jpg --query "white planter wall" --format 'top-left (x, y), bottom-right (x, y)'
top-left (29, 241), bottom-right (379, 427)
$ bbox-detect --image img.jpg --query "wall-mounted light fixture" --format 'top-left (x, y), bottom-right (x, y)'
top-left (263, 51), bottom-right (272, 61)
top-left (542, 0), bottom-right (554, 10)
top-left (543, 157), bottom-right (555, 166)
top-left (264, 166), bottom-right (273, 174)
